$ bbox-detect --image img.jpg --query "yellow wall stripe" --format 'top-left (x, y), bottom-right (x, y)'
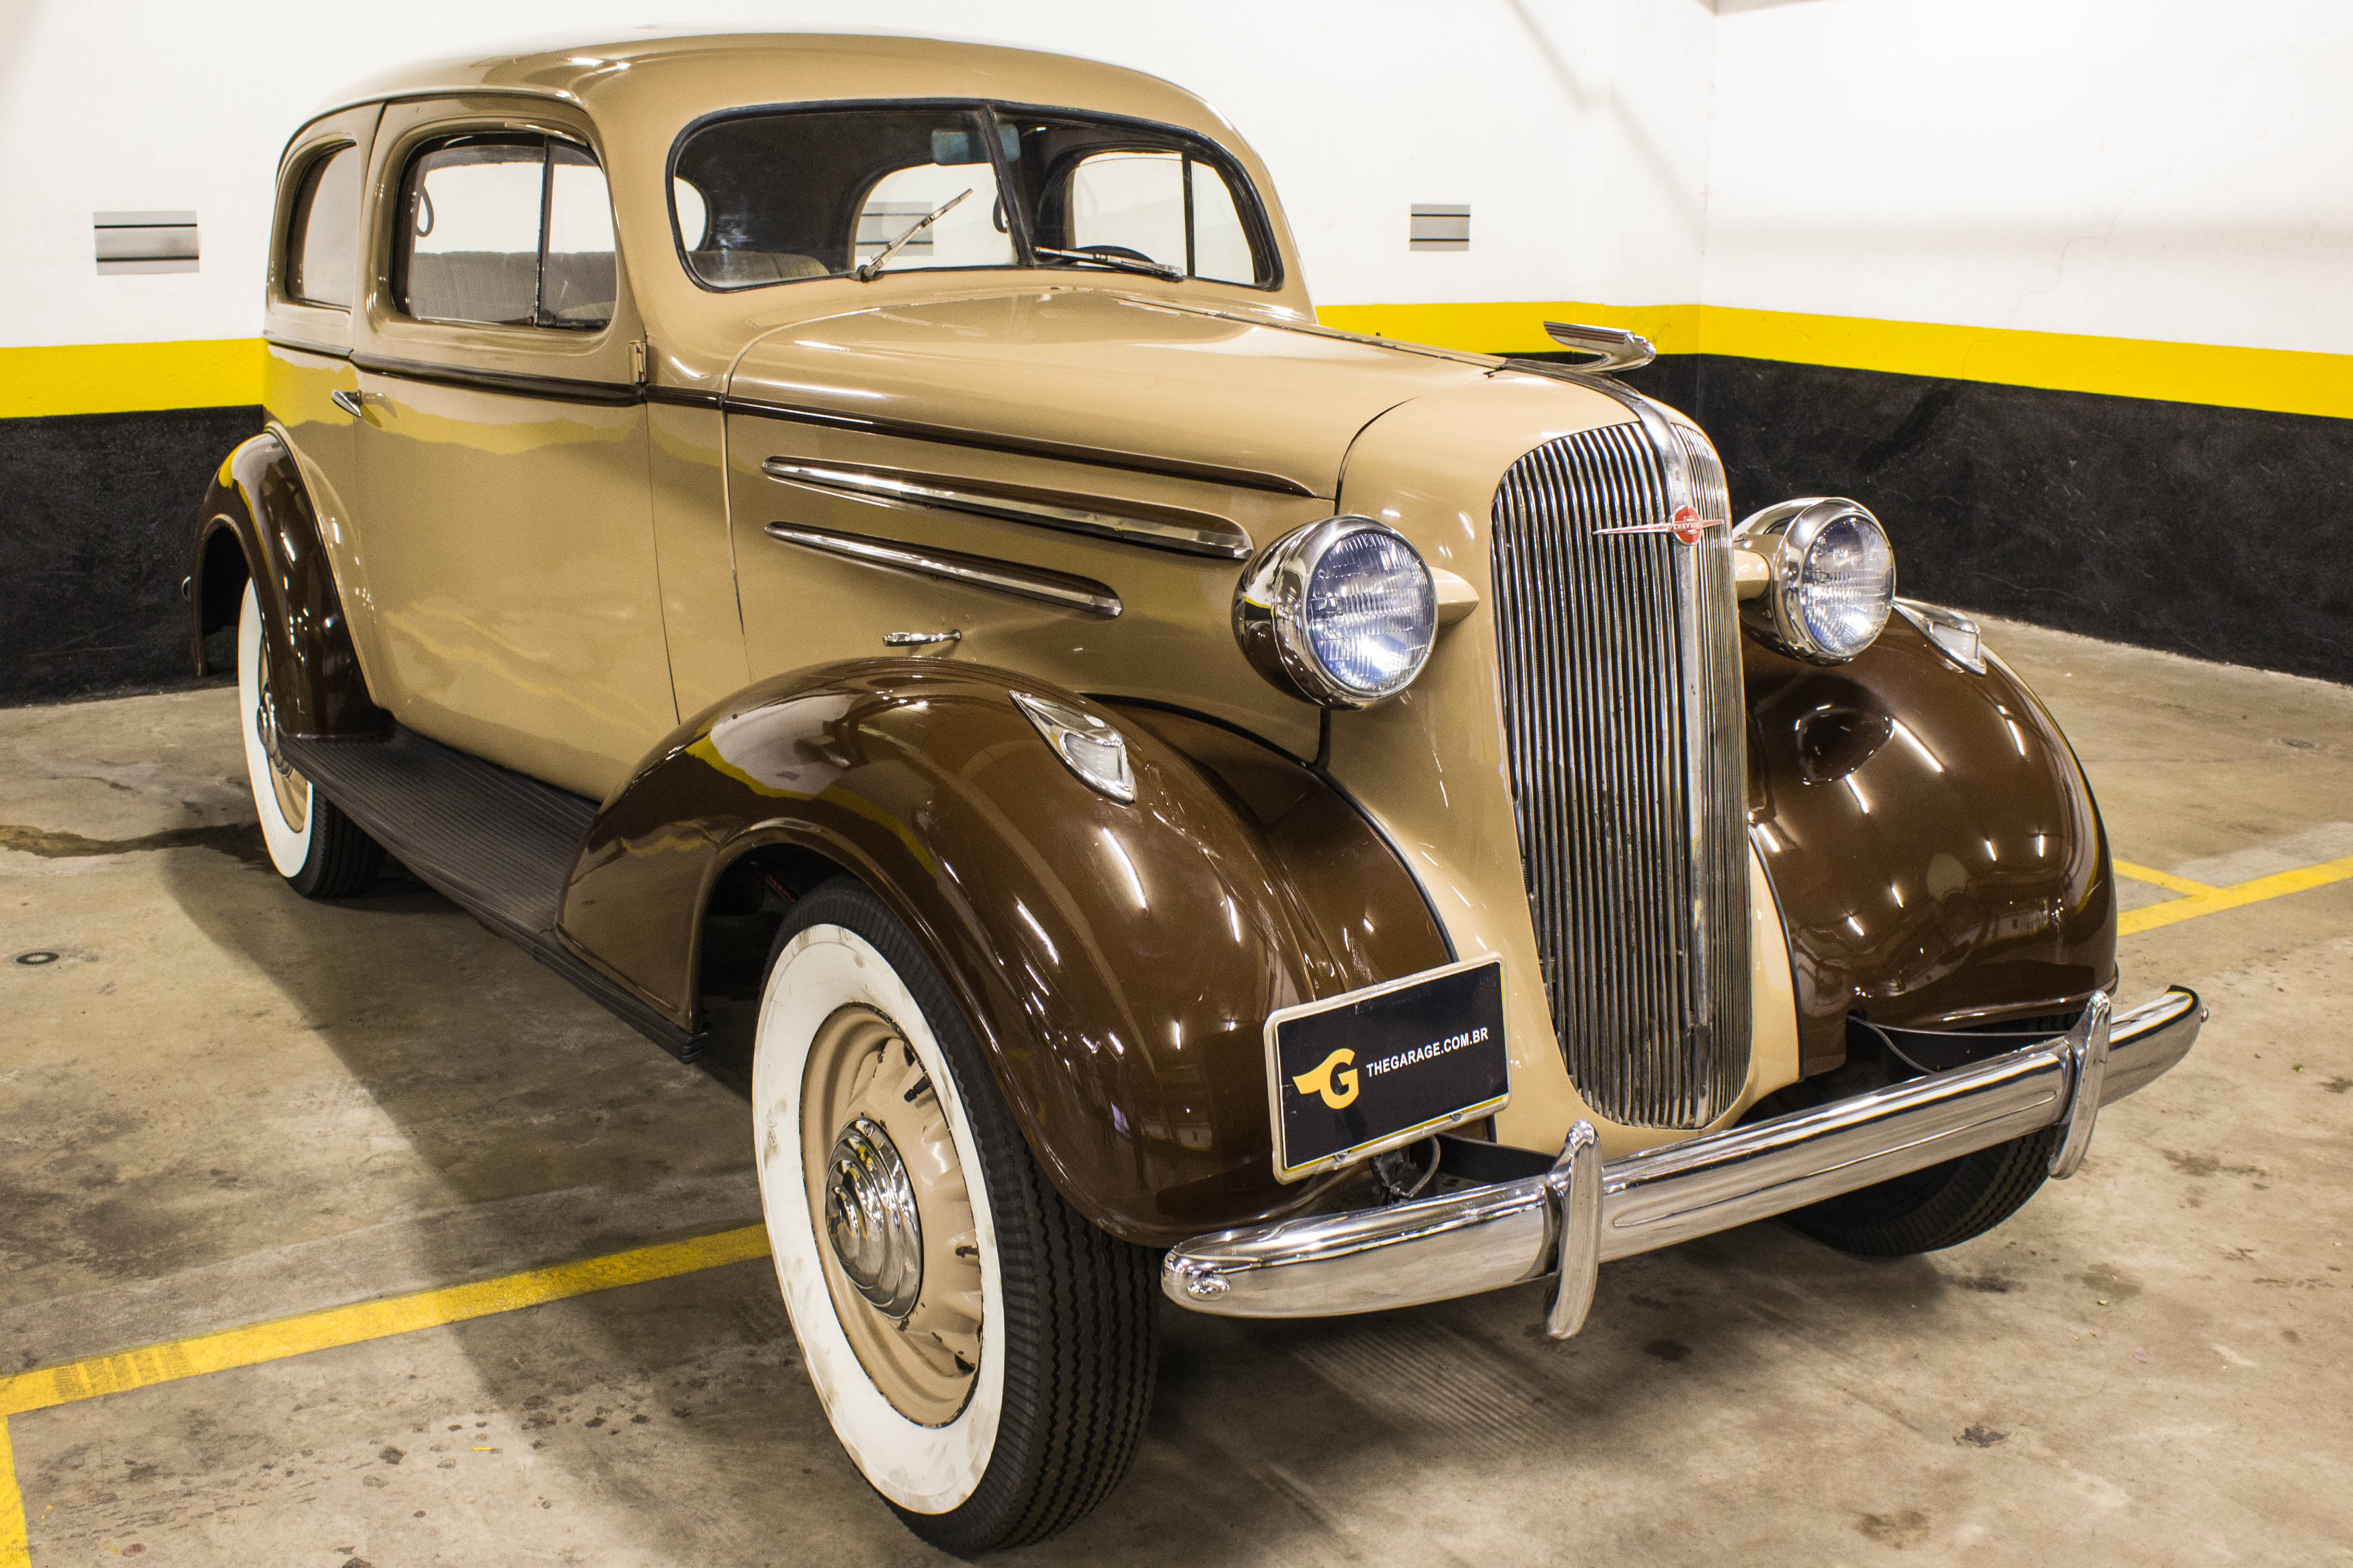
top-left (0, 1224), bottom-right (768, 1419)
top-left (2116, 853), bottom-right (2353, 936)
top-left (1317, 302), bottom-right (2353, 422)
top-left (4, 311), bottom-right (2346, 420)
top-left (0, 339), bottom-right (264, 420)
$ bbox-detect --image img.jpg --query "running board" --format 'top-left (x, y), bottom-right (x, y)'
top-left (279, 728), bottom-right (701, 1063)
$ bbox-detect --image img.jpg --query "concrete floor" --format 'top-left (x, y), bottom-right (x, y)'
top-left (2, 615), bottom-right (2348, 1566)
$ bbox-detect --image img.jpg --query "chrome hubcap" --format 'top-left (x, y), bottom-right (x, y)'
top-left (252, 662), bottom-right (308, 834)
top-left (824, 1115), bottom-right (924, 1318)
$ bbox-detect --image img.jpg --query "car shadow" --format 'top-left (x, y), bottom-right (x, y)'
top-left (157, 825), bottom-right (1963, 1564)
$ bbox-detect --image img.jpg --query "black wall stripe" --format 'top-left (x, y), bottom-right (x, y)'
top-left (1585, 352), bottom-right (2348, 687)
top-left (0, 406), bottom-right (262, 706)
top-left (3, 356), bottom-right (2346, 708)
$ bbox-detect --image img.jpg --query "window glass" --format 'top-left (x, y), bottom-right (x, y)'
top-left (1003, 114), bottom-right (1272, 287)
top-left (399, 137), bottom-right (544, 326)
top-left (1067, 152), bottom-right (1187, 272)
top-left (670, 104), bottom-right (1273, 290)
top-left (673, 177), bottom-right (711, 250)
top-left (541, 142), bottom-right (616, 327)
top-left (675, 109), bottom-right (1016, 288)
top-left (1189, 161), bottom-right (1255, 286)
top-left (287, 144), bottom-right (361, 308)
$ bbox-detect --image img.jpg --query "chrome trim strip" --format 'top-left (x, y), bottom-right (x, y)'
top-left (762, 521), bottom-right (1121, 618)
top-left (350, 352), bottom-right (640, 406)
top-left (730, 396), bottom-right (1319, 498)
top-left (1162, 988), bottom-right (2203, 1321)
top-left (762, 457), bottom-right (1253, 560)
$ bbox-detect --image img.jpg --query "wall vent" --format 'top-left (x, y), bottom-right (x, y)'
top-left (94, 211), bottom-right (199, 275)
top-left (1409, 204), bottom-right (1469, 252)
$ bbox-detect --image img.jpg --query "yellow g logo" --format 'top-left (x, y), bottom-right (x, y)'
top-left (1292, 1048), bottom-right (1360, 1110)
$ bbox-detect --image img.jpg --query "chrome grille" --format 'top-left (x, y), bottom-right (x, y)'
top-left (1490, 421), bottom-right (1751, 1129)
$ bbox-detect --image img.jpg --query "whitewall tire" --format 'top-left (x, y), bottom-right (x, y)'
top-left (236, 581), bottom-right (382, 897)
top-left (751, 878), bottom-right (1157, 1551)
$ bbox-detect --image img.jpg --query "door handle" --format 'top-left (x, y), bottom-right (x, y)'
top-left (330, 388), bottom-right (366, 419)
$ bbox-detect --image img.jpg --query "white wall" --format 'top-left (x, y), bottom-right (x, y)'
top-left (1704, 0), bottom-right (2353, 355)
top-left (0, 0), bottom-right (1711, 350)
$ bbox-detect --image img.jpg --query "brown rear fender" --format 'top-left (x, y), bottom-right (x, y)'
top-left (558, 663), bottom-right (1452, 1245)
top-left (191, 430), bottom-right (388, 739)
top-left (1747, 613), bottom-right (2118, 1074)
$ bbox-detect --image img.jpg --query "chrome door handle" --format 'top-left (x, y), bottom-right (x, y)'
top-left (330, 389), bottom-right (366, 419)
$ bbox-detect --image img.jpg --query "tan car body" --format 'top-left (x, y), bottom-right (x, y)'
top-left (203, 33), bottom-right (2114, 1244)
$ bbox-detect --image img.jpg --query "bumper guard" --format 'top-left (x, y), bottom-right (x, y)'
top-left (1162, 987), bottom-right (2204, 1337)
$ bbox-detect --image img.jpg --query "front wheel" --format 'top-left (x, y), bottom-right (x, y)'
top-left (236, 581), bottom-right (382, 898)
top-left (751, 878), bottom-right (1156, 1552)
top-left (1784, 1123), bottom-right (2061, 1256)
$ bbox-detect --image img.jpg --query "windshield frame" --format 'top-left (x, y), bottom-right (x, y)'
top-left (663, 97), bottom-right (1284, 295)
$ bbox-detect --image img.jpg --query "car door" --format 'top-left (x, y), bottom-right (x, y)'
top-left (348, 97), bottom-right (672, 801)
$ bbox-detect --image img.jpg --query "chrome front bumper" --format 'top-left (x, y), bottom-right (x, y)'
top-left (1162, 987), bottom-right (2204, 1337)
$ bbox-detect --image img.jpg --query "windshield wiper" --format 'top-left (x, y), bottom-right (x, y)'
top-left (1034, 246), bottom-right (1184, 283)
top-left (855, 188), bottom-right (974, 281)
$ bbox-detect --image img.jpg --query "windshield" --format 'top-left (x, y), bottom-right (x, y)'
top-left (671, 103), bottom-right (1274, 291)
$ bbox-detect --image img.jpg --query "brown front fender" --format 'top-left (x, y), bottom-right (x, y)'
top-left (190, 430), bottom-right (387, 739)
top-left (559, 664), bottom-right (1451, 1245)
top-left (1748, 613), bottom-right (2118, 1073)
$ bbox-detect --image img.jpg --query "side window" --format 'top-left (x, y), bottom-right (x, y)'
top-left (286, 145), bottom-right (362, 308)
top-left (542, 142), bottom-right (616, 327)
top-left (396, 133), bottom-right (615, 330)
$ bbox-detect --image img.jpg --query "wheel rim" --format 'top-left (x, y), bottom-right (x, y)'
top-left (800, 1003), bottom-right (984, 1426)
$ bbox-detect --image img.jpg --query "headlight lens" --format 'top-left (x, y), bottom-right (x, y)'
top-left (1793, 510), bottom-right (1895, 657)
top-left (1234, 517), bottom-right (1437, 706)
top-left (1733, 497), bottom-right (1895, 664)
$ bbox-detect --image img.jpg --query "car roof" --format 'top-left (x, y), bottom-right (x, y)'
top-left (316, 30), bottom-right (1243, 148)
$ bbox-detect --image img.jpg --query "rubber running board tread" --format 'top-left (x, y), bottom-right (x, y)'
top-left (280, 728), bottom-right (699, 1061)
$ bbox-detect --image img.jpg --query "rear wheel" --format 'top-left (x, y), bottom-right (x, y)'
top-left (751, 878), bottom-right (1156, 1551)
top-left (236, 581), bottom-right (382, 898)
top-left (1785, 1123), bottom-right (2061, 1256)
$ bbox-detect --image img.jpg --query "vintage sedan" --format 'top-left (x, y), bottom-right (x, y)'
top-left (193, 33), bottom-right (2204, 1550)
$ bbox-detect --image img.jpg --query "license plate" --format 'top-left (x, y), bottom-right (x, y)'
top-left (1264, 957), bottom-right (1510, 1182)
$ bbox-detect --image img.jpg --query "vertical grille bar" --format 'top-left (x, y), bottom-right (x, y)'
top-left (1490, 423), bottom-right (1751, 1129)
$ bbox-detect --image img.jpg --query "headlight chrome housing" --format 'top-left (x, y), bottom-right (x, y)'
top-left (1732, 497), bottom-right (1896, 664)
top-left (1233, 516), bottom-right (1437, 707)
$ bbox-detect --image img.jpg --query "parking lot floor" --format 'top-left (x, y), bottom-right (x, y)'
top-left (1, 614), bottom-right (2348, 1566)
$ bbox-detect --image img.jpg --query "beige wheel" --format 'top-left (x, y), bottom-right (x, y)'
top-left (799, 1004), bottom-right (985, 1426)
top-left (752, 878), bottom-right (1157, 1552)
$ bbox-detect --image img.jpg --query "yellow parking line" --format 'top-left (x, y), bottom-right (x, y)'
top-left (0, 1225), bottom-right (769, 1565)
top-left (2119, 854), bottom-right (2353, 936)
top-left (0, 1421), bottom-right (24, 1568)
top-left (2112, 860), bottom-right (2219, 898)
top-left (0, 1224), bottom-right (769, 1419)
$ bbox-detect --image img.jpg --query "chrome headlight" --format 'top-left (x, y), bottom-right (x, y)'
top-left (1233, 517), bottom-right (1436, 706)
top-left (1733, 497), bottom-right (1895, 664)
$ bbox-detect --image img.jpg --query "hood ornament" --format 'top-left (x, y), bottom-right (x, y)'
top-left (1542, 320), bottom-right (1658, 374)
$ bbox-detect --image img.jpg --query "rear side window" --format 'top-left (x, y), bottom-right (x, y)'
top-left (286, 145), bottom-right (362, 308)
top-left (394, 133), bottom-right (615, 330)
